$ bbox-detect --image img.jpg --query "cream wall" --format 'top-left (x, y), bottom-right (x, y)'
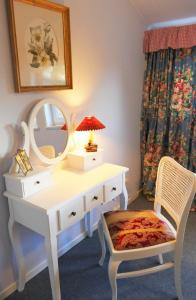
top-left (0, 0), bottom-right (144, 297)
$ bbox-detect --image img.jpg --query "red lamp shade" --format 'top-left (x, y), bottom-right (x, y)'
top-left (61, 123), bottom-right (67, 130)
top-left (76, 116), bottom-right (105, 152)
top-left (76, 116), bottom-right (105, 131)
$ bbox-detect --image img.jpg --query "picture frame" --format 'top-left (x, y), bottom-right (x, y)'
top-left (7, 0), bottom-right (72, 92)
top-left (15, 149), bottom-right (33, 176)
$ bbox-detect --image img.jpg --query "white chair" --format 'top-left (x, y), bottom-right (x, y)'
top-left (98, 156), bottom-right (196, 300)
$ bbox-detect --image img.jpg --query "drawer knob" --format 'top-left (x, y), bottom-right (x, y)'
top-left (36, 181), bottom-right (40, 184)
top-left (92, 158), bottom-right (96, 161)
top-left (93, 196), bottom-right (98, 200)
top-left (112, 187), bottom-right (117, 191)
top-left (71, 212), bottom-right (77, 216)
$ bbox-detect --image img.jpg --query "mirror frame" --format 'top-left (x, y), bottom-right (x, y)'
top-left (29, 98), bottom-right (70, 165)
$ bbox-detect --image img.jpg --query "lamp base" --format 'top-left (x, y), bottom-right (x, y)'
top-left (85, 143), bottom-right (98, 152)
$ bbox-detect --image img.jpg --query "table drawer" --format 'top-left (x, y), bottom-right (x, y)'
top-left (84, 152), bottom-right (102, 171)
top-left (58, 197), bottom-right (84, 231)
top-left (67, 150), bottom-right (103, 171)
top-left (104, 175), bottom-right (123, 202)
top-left (22, 172), bottom-right (50, 197)
top-left (4, 170), bottom-right (51, 198)
top-left (85, 186), bottom-right (103, 211)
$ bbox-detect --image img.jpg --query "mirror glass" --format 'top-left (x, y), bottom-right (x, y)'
top-left (33, 104), bottom-right (68, 159)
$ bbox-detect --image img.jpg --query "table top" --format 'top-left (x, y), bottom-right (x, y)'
top-left (4, 163), bottom-right (129, 213)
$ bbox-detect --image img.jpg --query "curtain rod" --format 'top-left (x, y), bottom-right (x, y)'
top-left (146, 16), bottom-right (196, 30)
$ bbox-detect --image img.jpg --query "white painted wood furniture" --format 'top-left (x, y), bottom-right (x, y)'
top-left (98, 157), bottom-right (196, 300)
top-left (4, 163), bottom-right (129, 300)
top-left (67, 149), bottom-right (103, 171)
top-left (4, 97), bottom-right (129, 299)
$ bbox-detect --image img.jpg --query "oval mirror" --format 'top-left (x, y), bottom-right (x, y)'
top-left (29, 98), bottom-right (70, 165)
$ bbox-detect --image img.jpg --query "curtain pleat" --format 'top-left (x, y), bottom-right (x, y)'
top-left (141, 46), bottom-right (196, 203)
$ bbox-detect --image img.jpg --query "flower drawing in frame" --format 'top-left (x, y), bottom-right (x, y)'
top-left (27, 21), bottom-right (58, 69)
top-left (8, 0), bottom-right (72, 92)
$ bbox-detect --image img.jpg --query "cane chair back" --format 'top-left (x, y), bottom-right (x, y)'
top-left (154, 157), bottom-right (196, 227)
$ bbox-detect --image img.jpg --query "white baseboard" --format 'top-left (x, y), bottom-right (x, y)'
top-left (0, 190), bottom-right (141, 300)
top-left (0, 223), bottom-right (98, 300)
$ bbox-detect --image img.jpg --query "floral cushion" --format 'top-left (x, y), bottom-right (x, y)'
top-left (104, 210), bottom-right (175, 251)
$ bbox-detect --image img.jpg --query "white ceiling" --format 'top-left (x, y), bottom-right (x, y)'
top-left (130, 0), bottom-right (196, 28)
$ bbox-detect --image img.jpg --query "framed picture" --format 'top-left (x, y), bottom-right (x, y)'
top-left (8, 0), bottom-right (72, 92)
top-left (15, 149), bottom-right (33, 176)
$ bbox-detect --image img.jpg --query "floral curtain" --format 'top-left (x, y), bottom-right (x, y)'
top-left (141, 46), bottom-right (196, 202)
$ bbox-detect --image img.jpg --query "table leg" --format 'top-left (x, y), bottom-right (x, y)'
top-left (84, 212), bottom-right (93, 238)
top-left (119, 173), bottom-right (128, 209)
top-left (8, 200), bottom-right (26, 291)
top-left (45, 213), bottom-right (61, 300)
top-left (45, 233), bottom-right (61, 300)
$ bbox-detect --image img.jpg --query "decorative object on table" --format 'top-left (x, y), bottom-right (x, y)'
top-left (8, 0), bottom-right (72, 92)
top-left (76, 116), bottom-right (105, 152)
top-left (15, 149), bottom-right (33, 176)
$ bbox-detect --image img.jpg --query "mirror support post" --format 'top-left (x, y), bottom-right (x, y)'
top-left (21, 121), bottom-right (30, 156)
top-left (9, 122), bottom-right (30, 175)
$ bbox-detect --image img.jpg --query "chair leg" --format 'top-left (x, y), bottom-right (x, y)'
top-left (158, 254), bottom-right (163, 265)
top-left (174, 254), bottom-right (183, 300)
top-left (108, 258), bottom-right (120, 300)
top-left (98, 219), bottom-right (106, 266)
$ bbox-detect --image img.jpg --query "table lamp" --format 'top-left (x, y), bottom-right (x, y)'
top-left (76, 116), bottom-right (105, 152)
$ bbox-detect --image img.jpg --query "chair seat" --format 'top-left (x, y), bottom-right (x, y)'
top-left (104, 210), bottom-right (176, 251)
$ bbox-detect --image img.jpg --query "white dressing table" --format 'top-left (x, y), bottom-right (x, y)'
top-left (4, 163), bottom-right (128, 300)
top-left (3, 98), bottom-right (129, 300)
